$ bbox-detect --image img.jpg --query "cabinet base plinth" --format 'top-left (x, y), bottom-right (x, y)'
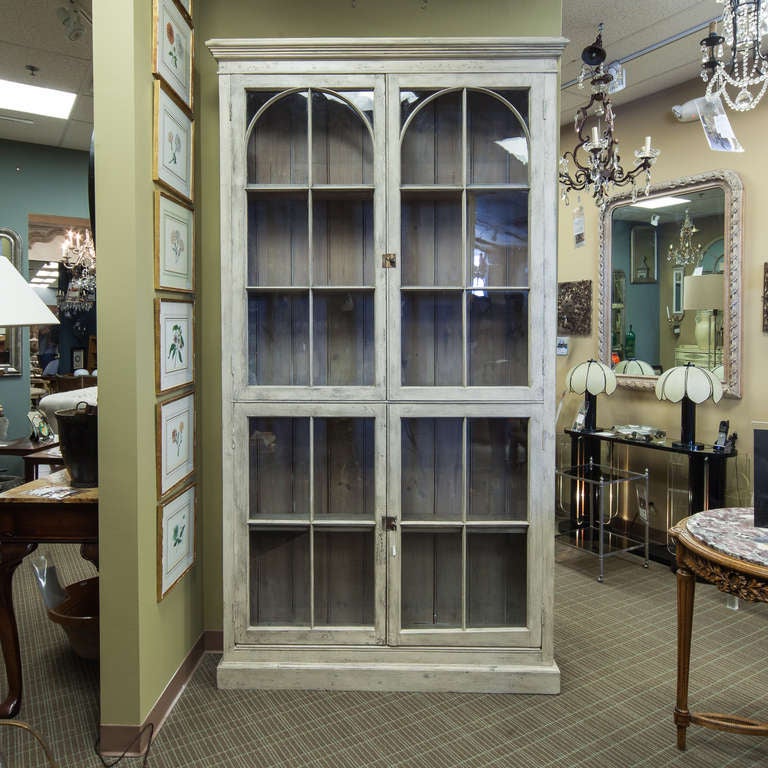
top-left (217, 655), bottom-right (560, 694)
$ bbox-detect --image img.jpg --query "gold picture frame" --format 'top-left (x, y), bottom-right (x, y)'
top-left (156, 390), bottom-right (195, 498)
top-left (153, 80), bottom-right (194, 204)
top-left (152, 0), bottom-right (194, 110)
top-left (154, 297), bottom-right (194, 394)
top-left (157, 482), bottom-right (196, 600)
top-left (154, 190), bottom-right (194, 293)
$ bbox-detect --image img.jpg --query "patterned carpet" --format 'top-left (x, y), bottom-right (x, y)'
top-left (2, 542), bottom-right (768, 767)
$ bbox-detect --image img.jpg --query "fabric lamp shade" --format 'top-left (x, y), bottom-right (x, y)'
top-left (655, 363), bottom-right (723, 404)
top-left (683, 274), bottom-right (724, 311)
top-left (565, 359), bottom-right (617, 396)
top-left (614, 358), bottom-right (655, 376)
top-left (0, 257), bottom-right (59, 326)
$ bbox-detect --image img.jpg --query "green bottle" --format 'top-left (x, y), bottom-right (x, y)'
top-left (625, 324), bottom-right (636, 359)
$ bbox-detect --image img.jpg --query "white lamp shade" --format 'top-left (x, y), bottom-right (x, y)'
top-left (565, 359), bottom-right (617, 396)
top-left (683, 273), bottom-right (724, 311)
top-left (655, 363), bottom-right (723, 404)
top-left (0, 257), bottom-right (59, 326)
top-left (614, 358), bottom-right (655, 376)
top-left (711, 364), bottom-right (725, 380)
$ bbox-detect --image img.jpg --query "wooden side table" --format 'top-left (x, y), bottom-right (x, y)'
top-left (670, 508), bottom-right (768, 750)
top-left (0, 470), bottom-right (97, 718)
top-left (22, 445), bottom-right (66, 481)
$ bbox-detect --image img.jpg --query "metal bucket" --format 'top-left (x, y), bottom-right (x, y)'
top-left (54, 402), bottom-right (98, 488)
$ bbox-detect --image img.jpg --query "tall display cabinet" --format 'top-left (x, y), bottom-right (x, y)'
top-left (208, 38), bottom-right (563, 693)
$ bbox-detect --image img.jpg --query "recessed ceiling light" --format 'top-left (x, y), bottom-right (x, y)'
top-left (629, 195), bottom-right (690, 210)
top-left (0, 78), bottom-right (76, 119)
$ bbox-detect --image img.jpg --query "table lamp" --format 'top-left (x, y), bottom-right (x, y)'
top-left (565, 358), bottom-right (617, 432)
top-left (655, 363), bottom-right (723, 449)
top-left (683, 273), bottom-right (724, 366)
top-left (614, 358), bottom-right (655, 376)
top-left (0, 257), bottom-right (60, 327)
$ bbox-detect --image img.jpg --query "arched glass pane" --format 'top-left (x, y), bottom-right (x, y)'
top-left (312, 90), bottom-right (373, 185)
top-left (401, 90), bottom-right (461, 185)
top-left (467, 90), bottom-right (528, 186)
top-left (248, 91), bottom-right (308, 184)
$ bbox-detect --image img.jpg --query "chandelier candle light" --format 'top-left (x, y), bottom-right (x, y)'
top-left (559, 24), bottom-right (660, 208)
top-left (59, 228), bottom-right (96, 317)
top-left (667, 209), bottom-right (704, 267)
top-left (701, 1), bottom-right (768, 112)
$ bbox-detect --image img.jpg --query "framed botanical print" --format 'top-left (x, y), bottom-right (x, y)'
top-left (630, 225), bottom-right (658, 284)
top-left (152, 0), bottom-right (193, 110)
top-left (153, 80), bottom-right (194, 204)
top-left (155, 190), bottom-right (194, 292)
top-left (156, 391), bottom-right (195, 497)
top-left (173, 0), bottom-right (192, 24)
top-left (157, 482), bottom-right (196, 600)
top-left (155, 298), bottom-right (194, 394)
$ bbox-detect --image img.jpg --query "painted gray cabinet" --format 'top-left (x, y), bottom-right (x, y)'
top-left (209, 37), bottom-right (563, 693)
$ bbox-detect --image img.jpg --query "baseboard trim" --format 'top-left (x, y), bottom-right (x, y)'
top-left (99, 630), bottom-right (220, 756)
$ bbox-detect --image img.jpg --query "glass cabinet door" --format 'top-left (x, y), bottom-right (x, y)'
top-left (389, 406), bottom-right (537, 647)
top-left (392, 83), bottom-right (534, 399)
top-left (243, 84), bottom-right (384, 397)
top-left (239, 405), bottom-right (387, 645)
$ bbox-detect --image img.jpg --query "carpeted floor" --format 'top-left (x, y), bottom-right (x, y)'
top-left (2, 542), bottom-right (767, 767)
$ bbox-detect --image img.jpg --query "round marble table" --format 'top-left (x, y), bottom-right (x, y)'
top-left (669, 508), bottom-right (768, 750)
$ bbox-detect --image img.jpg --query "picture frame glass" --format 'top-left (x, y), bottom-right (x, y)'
top-left (630, 225), bottom-right (658, 284)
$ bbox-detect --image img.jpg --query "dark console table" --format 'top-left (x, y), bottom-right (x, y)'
top-left (563, 428), bottom-right (737, 565)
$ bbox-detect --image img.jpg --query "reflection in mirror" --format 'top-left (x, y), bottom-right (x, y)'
top-left (0, 229), bottom-right (23, 376)
top-left (599, 170), bottom-right (742, 397)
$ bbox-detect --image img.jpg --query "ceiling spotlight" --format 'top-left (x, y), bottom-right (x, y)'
top-left (56, 1), bottom-right (90, 42)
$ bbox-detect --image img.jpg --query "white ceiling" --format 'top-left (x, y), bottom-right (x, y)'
top-left (0, 1), bottom-right (724, 152)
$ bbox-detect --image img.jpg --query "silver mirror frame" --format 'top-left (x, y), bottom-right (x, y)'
top-left (0, 228), bottom-right (23, 377)
top-left (599, 169), bottom-right (743, 398)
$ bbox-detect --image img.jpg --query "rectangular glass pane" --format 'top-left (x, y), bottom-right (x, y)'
top-left (469, 191), bottom-right (528, 288)
top-left (249, 417), bottom-right (310, 518)
top-left (313, 291), bottom-right (374, 386)
top-left (400, 90), bottom-right (461, 185)
top-left (249, 529), bottom-right (310, 625)
top-left (401, 292), bottom-right (462, 386)
top-left (314, 530), bottom-right (375, 626)
top-left (467, 418), bottom-right (528, 521)
top-left (467, 90), bottom-right (529, 186)
top-left (468, 291), bottom-right (528, 386)
top-left (311, 90), bottom-right (373, 185)
top-left (248, 194), bottom-right (308, 286)
top-left (247, 90), bottom-right (308, 185)
top-left (312, 195), bottom-right (374, 286)
top-left (401, 418), bottom-right (462, 521)
top-left (401, 193), bottom-right (461, 286)
top-left (467, 530), bottom-right (526, 627)
top-left (248, 293), bottom-right (309, 385)
top-left (401, 530), bottom-right (461, 628)
top-left (314, 418), bottom-right (375, 519)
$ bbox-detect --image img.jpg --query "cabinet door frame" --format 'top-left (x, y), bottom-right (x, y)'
top-left (224, 73), bottom-right (388, 403)
top-left (230, 401), bottom-right (388, 646)
top-left (386, 72), bottom-right (555, 404)
top-left (387, 402), bottom-right (547, 648)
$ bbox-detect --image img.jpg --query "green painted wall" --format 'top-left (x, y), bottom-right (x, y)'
top-left (94, 0), bottom-right (203, 728)
top-left (96, 0), bottom-right (563, 728)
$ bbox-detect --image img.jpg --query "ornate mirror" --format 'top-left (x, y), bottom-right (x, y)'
top-left (599, 170), bottom-right (742, 397)
top-left (0, 228), bottom-right (23, 376)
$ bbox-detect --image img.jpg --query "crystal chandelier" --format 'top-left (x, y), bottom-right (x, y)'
top-left (58, 228), bottom-right (96, 317)
top-left (700, 1), bottom-right (768, 112)
top-left (667, 210), bottom-right (704, 267)
top-left (559, 24), bottom-right (660, 208)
